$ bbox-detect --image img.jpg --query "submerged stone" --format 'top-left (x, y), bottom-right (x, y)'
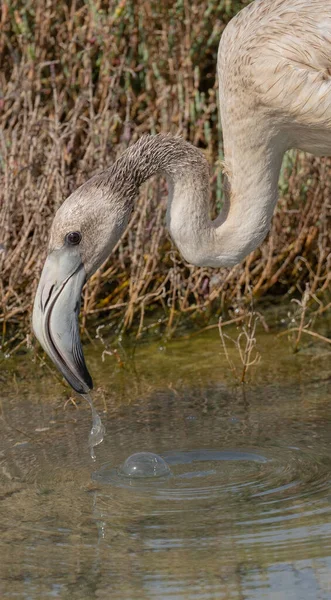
top-left (120, 452), bottom-right (171, 479)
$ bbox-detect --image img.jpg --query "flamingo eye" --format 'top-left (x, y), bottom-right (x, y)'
top-left (65, 231), bottom-right (82, 246)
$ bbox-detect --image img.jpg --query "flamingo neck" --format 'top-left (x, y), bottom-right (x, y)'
top-left (107, 134), bottom-right (285, 268)
top-left (166, 130), bottom-right (285, 267)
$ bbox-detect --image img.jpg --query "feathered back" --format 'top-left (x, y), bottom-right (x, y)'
top-left (219, 0), bottom-right (331, 131)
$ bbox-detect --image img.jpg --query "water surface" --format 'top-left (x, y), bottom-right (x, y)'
top-left (1, 321), bottom-right (331, 599)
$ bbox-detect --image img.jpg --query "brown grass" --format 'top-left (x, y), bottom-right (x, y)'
top-left (0, 0), bottom-right (330, 347)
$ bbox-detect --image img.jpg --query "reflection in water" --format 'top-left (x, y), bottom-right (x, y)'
top-left (0, 327), bottom-right (331, 599)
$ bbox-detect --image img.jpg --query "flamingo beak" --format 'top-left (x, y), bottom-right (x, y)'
top-left (32, 248), bottom-right (93, 394)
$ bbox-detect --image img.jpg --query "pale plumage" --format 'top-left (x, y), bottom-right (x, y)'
top-left (217, 0), bottom-right (331, 269)
top-left (33, 0), bottom-right (331, 393)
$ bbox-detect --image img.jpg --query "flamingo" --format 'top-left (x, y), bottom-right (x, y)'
top-left (33, 0), bottom-right (331, 392)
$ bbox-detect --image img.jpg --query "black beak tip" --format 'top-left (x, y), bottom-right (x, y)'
top-left (85, 372), bottom-right (94, 392)
top-left (79, 373), bottom-right (93, 395)
top-left (80, 362), bottom-right (94, 393)
top-left (72, 344), bottom-right (94, 394)
top-left (66, 369), bottom-right (93, 395)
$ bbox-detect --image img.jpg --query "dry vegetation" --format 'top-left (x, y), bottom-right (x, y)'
top-left (1, 0), bottom-right (330, 347)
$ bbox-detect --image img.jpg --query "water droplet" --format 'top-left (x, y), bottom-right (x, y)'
top-left (120, 452), bottom-right (171, 479)
top-left (82, 393), bottom-right (105, 461)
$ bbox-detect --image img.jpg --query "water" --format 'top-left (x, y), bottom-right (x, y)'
top-left (1, 320), bottom-right (331, 599)
top-left (82, 393), bottom-right (105, 461)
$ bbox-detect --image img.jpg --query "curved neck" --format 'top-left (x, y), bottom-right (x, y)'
top-left (212, 122), bottom-right (286, 266)
top-left (106, 133), bottom-right (285, 268)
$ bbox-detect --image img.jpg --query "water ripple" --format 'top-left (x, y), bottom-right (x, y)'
top-left (92, 445), bottom-right (331, 521)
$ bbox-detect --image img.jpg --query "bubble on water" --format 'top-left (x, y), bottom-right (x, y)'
top-left (120, 452), bottom-right (171, 479)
